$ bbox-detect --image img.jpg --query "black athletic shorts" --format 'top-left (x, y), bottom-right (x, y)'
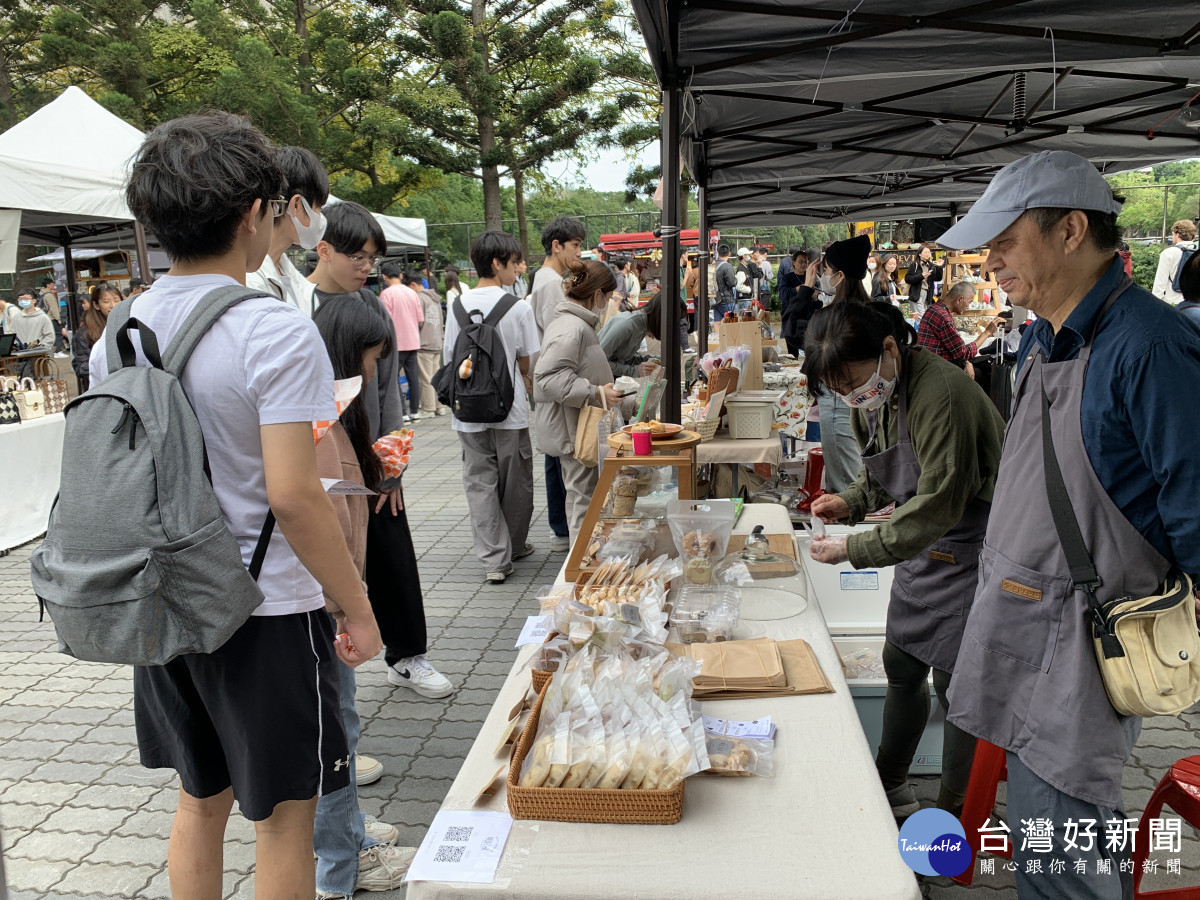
top-left (134, 609), bottom-right (349, 822)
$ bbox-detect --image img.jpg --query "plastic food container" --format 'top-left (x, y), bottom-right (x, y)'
top-left (725, 390), bottom-right (785, 440)
top-left (669, 585), bottom-right (742, 643)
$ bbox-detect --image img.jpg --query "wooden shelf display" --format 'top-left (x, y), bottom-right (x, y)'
top-left (944, 251), bottom-right (1001, 310)
top-left (564, 430), bottom-right (701, 582)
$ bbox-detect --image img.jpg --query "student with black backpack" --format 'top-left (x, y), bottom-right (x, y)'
top-left (61, 112), bottom-right (382, 898)
top-left (440, 231), bottom-right (540, 583)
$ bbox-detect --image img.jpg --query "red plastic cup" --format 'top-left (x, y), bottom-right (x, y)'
top-left (632, 429), bottom-right (653, 455)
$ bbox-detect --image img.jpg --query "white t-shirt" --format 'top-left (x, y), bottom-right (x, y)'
top-left (90, 274), bottom-right (336, 617)
top-left (442, 285), bottom-right (539, 433)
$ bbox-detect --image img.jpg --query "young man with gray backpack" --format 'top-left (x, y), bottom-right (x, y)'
top-left (30, 111), bottom-right (382, 898)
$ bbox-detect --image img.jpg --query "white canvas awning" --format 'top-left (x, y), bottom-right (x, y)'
top-left (0, 86), bottom-right (144, 251)
top-left (327, 195), bottom-right (428, 249)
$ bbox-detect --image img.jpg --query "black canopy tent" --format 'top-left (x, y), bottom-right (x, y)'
top-left (631, 0), bottom-right (1200, 420)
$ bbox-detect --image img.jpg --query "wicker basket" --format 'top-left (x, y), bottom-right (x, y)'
top-left (506, 681), bottom-right (686, 825)
top-left (693, 417), bottom-right (720, 442)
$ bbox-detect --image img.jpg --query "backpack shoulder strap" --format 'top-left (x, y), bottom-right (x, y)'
top-left (452, 297), bottom-right (471, 330)
top-left (162, 285), bottom-right (272, 375)
top-left (484, 293), bottom-right (520, 326)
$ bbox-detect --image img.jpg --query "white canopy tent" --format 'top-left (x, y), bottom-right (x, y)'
top-left (326, 194), bottom-right (428, 251)
top-left (0, 85), bottom-right (144, 257)
top-left (0, 85), bottom-right (428, 290)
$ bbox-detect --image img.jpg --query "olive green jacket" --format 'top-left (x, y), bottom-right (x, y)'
top-left (838, 347), bottom-right (1006, 569)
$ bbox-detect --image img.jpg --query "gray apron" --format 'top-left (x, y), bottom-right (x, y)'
top-left (947, 277), bottom-right (1170, 810)
top-left (861, 350), bottom-right (991, 673)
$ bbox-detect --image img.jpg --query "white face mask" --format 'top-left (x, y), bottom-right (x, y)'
top-left (867, 262), bottom-right (877, 271)
top-left (818, 274), bottom-right (835, 295)
top-left (836, 353), bottom-right (898, 411)
top-left (289, 196), bottom-right (327, 250)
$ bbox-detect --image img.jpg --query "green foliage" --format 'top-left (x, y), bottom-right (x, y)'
top-left (1129, 244), bottom-right (1163, 291)
top-left (1106, 162), bottom-right (1200, 240)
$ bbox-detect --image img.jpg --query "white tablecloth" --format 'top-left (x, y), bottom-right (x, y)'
top-left (408, 505), bottom-right (919, 900)
top-left (697, 435), bottom-right (782, 466)
top-left (0, 413), bottom-right (64, 551)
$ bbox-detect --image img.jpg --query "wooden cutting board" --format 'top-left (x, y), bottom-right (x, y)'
top-left (727, 532), bottom-right (797, 559)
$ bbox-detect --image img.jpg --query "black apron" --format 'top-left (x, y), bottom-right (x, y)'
top-left (861, 351), bottom-right (991, 673)
top-left (947, 277), bottom-right (1170, 809)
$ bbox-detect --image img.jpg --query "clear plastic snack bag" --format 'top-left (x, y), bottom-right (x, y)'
top-left (703, 735), bottom-right (775, 777)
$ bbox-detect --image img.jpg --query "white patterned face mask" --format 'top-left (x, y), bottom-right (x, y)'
top-left (835, 354), bottom-right (897, 411)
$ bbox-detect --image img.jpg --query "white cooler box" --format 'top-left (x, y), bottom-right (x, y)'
top-left (800, 524), bottom-right (945, 774)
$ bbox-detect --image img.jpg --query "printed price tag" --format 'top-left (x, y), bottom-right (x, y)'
top-left (840, 571), bottom-right (880, 591)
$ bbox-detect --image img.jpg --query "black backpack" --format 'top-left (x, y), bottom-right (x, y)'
top-left (432, 294), bottom-right (519, 423)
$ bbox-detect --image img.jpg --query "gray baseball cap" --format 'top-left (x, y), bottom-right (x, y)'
top-left (938, 150), bottom-right (1123, 250)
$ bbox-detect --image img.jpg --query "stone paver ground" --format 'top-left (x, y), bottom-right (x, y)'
top-left (2, 414), bottom-right (1198, 899)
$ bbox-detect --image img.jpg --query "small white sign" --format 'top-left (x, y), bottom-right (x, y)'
top-left (405, 810), bottom-right (513, 884)
top-left (840, 571), bottom-right (881, 591)
top-left (702, 715), bottom-right (776, 739)
top-left (320, 478), bottom-right (377, 496)
top-left (515, 614), bottom-right (553, 648)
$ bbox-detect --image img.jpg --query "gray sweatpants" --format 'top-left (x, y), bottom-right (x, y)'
top-left (458, 428), bottom-right (534, 573)
top-left (560, 453), bottom-right (599, 545)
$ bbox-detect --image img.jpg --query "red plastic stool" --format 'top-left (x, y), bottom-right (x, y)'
top-left (1132, 755), bottom-right (1200, 900)
top-left (951, 739), bottom-right (1012, 886)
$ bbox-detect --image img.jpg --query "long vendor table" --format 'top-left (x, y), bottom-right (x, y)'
top-left (407, 504), bottom-right (920, 900)
top-left (0, 412), bottom-right (65, 552)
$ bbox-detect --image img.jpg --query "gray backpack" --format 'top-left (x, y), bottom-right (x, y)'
top-left (31, 286), bottom-right (276, 666)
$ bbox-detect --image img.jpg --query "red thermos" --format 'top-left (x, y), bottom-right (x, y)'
top-left (804, 448), bottom-right (825, 497)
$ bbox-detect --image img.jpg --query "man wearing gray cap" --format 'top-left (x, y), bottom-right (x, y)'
top-left (941, 150), bottom-right (1200, 898)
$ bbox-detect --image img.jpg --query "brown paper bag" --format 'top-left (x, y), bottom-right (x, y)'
top-left (667, 638), bottom-right (786, 692)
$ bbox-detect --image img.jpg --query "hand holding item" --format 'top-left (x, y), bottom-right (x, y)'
top-left (809, 535), bottom-right (849, 565)
top-left (638, 361), bottom-right (659, 377)
top-left (810, 493), bottom-right (849, 524)
top-left (599, 383), bottom-right (624, 408)
top-left (337, 613), bottom-right (382, 667)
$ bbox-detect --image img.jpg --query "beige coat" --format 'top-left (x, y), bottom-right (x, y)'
top-left (314, 421), bottom-right (368, 615)
top-left (533, 301), bottom-right (614, 458)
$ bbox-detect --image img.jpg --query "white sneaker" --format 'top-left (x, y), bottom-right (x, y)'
top-left (358, 844), bottom-right (417, 891)
top-left (549, 535), bottom-right (571, 552)
top-left (355, 754), bottom-right (383, 786)
top-left (363, 815), bottom-right (398, 846)
top-left (388, 655), bottom-right (454, 698)
top-left (315, 845), bottom-right (418, 897)
top-left (435, 407), bottom-right (450, 416)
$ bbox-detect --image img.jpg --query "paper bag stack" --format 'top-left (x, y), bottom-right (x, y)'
top-left (667, 637), bottom-right (834, 700)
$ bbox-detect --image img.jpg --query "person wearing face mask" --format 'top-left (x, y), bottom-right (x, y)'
top-left (803, 300), bottom-right (1005, 822)
top-left (807, 234), bottom-right (874, 493)
top-left (904, 244), bottom-right (942, 320)
top-left (862, 253), bottom-right (881, 296)
top-left (534, 260), bottom-right (631, 542)
top-left (247, 146), bottom-right (329, 316)
top-left (12, 288), bottom-right (55, 351)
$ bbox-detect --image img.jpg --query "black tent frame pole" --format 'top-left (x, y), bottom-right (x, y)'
top-left (697, 180), bottom-right (710, 357)
top-left (660, 83), bottom-right (682, 424)
top-left (59, 228), bottom-right (78, 333)
top-left (133, 220), bottom-right (152, 288)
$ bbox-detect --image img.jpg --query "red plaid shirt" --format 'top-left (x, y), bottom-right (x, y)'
top-left (917, 301), bottom-right (973, 366)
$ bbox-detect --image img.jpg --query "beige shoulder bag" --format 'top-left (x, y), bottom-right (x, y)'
top-left (1042, 387), bottom-right (1200, 717)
